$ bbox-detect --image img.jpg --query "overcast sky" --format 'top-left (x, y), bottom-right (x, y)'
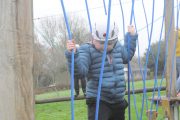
top-left (33, 0), bottom-right (179, 56)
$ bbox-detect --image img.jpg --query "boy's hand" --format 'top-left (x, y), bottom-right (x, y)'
top-left (128, 25), bottom-right (136, 35)
top-left (177, 92), bottom-right (180, 97)
top-left (66, 39), bottom-right (77, 53)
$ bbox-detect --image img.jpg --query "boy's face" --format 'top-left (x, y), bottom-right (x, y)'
top-left (93, 39), bottom-right (116, 52)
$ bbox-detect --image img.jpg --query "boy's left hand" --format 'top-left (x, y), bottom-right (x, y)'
top-left (128, 25), bottom-right (136, 35)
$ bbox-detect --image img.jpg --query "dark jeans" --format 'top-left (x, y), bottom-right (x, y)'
top-left (74, 76), bottom-right (86, 94)
top-left (86, 99), bottom-right (128, 120)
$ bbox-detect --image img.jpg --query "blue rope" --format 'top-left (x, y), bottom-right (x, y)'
top-left (60, 1), bottom-right (74, 120)
top-left (129, 0), bottom-right (135, 24)
top-left (137, 2), bottom-right (180, 33)
top-left (132, 4), bottom-right (179, 116)
top-left (95, 0), bottom-right (112, 120)
top-left (157, 0), bottom-right (174, 104)
top-left (153, 0), bottom-right (166, 112)
top-left (129, 7), bottom-right (157, 120)
top-left (119, 0), bottom-right (125, 35)
top-left (139, 0), bottom-right (155, 119)
top-left (127, 35), bottom-right (132, 120)
top-left (156, 0), bottom-right (175, 105)
top-left (103, 0), bottom-right (107, 15)
top-left (85, 0), bottom-right (92, 33)
top-left (141, 0), bottom-right (156, 78)
top-left (120, 0), bottom-right (140, 119)
top-left (149, 0), bottom-right (166, 118)
top-left (59, 0), bottom-right (179, 119)
top-left (129, 53), bottom-right (140, 120)
top-left (142, 0), bottom-right (150, 41)
top-left (131, 12), bottom-right (141, 120)
top-left (129, 65), bottom-right (140, 120)
top-left (127, 0), bottom-right (135, 119)
top-left (122, 1), bottom-right (140, 119)
top-left (140, 1), bottom-right (157, 118)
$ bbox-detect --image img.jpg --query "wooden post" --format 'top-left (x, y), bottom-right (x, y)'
top-left (146, 110), bottom-right (158, 120)
top-left (165, 0), bottom-right (179, 120)
top-left (0, 0), bottom-right (34, 120)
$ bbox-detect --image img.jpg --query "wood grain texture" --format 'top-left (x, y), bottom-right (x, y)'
top-left (0, 0), bottom-right (34, 120)
top-left (165, 0), bottom-right (177, 120)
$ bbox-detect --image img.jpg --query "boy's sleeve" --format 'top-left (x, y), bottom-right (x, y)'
top-left (122, 32), bottom-right (138, 64)
top-left (65, 44), bottom-right (91, 76)
top-left (65, 50), bottom-right (79, 75)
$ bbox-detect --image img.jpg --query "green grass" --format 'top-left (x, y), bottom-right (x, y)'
top-left (35, 79), bottom-right (166, 120)
top-left (36, 100), bottom-right (87, 120)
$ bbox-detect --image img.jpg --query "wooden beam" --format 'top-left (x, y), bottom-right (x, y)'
top-left (35, 86), bottom-right (166, 104)
top-left (165, 0), bottom-right (176, 100)
top-left (0, 0), bottom-right (34, 120)
top-left (165, 0), bottom-right (179, 120)
top-left (146, 110), bottom-right (158, 120)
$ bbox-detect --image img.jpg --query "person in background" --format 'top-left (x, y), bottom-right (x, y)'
top-left (176, 30), bottom-right (180, 97)
top-left (65, 17), bottom-right (138, 120)
top-left (70, 44), bottom-right (86, 98)
top-left (176, 77), bottom-right (180, 97)
top-left (74, 74), bottom-right (86, 97)
top-left (74, 44), bottom-right (86, 97)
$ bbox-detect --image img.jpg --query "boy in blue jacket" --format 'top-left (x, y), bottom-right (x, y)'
top-left (65, 20), bottom-right (138, 120)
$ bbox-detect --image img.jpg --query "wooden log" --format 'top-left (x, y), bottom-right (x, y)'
top-left (35, 86), bottom-right (166, 104)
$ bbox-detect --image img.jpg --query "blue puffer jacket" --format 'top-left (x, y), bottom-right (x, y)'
top-left (65, 33), bottom-right (138, 103)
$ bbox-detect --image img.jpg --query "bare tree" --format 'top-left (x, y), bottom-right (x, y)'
top-left (34, 15), bottom-right (90, 89)
top-left (33, 35), bottom-right (48, 87)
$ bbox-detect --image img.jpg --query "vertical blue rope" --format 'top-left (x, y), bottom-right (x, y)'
top-left (120, 0), bottom-right (140, 119)
top-left (103, 0), bottom-right (107, 15)
top-left (119, 0), bottom-right (125, 35)
top-left (95, 1), bottom-right (111, 120)
top-left (129, 0), bottom-right (135, 24)
top-left (131, 14), bottom-right (140, 120)
top-left (127, 0), bottom-right (135, 120)
top-left (127, 35), bottom-right (131, 120)
top-left (60, 0), bottom-right (74, 120)
top-left (141, 0), bottom-right (156, 85)
top-left (153, 0), bottom-right (166, 112)
top-left (85, 0), bottom-right (92, 33)
top-left (139, 0), bottom-right (155, 119)
top-left (149, 1), bottom-right (166, 119)
top-left (121, 1), bottom-right (140, 119)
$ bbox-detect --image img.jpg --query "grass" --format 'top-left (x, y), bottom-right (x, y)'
top-left (36, 100), bottom-right (87, 120)
top-left (35, 79), bottom-right (166, 120)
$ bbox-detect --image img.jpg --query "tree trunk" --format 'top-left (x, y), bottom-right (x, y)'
top-left (0, 0), bottom-right (34, 120)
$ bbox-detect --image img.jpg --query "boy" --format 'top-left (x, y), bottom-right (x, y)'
top-left (65, 21), bottom-right (138, 120)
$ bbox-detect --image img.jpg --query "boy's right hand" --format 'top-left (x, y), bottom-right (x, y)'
top-left (66, 39), bottom-right (77, 53)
